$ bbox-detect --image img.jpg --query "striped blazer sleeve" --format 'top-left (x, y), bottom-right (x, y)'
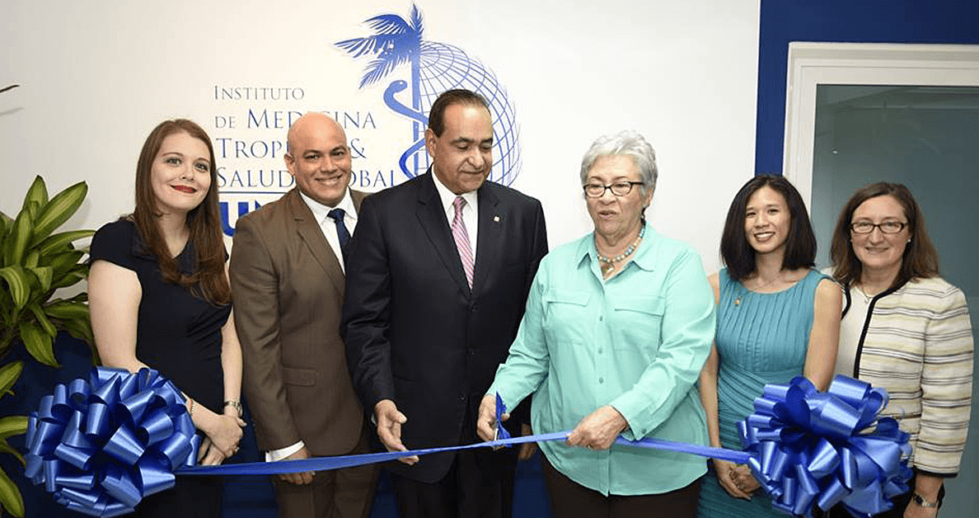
top-left (916, 285), bottom-right (973, 475)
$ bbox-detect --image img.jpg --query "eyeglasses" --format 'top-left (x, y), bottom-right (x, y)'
top-left (850, 221), bottom-right (908, 234)
top-left (583, 181), bottom-right (644, 198)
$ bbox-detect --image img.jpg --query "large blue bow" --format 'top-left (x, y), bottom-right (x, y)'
top-left (24, 367), bottom-right (199, 517)
top-left (738, 375), bottom-right (912, 517)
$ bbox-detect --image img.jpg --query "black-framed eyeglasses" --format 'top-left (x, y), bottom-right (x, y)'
top-left (583, 181), bottom-right (644, 198)
top-left (850, 221), bottom-right (908, 234)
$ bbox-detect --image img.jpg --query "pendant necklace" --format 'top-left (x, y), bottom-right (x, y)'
top-left (734, 272), bottom-right (781, 306)
top-left (597, 225), bottom-right (646, 277)
top-left (854, 284), bottom-right (875, 304)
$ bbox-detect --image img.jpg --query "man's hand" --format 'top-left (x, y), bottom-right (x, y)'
top-left (277, 447), bottom-right (314, 485)
top-left (565, 405), bottom-right (628, 451)
top-left (518, 423), bottom-right (537, 461)
top-left (476, 394), bottom-right (508, 442)
top-left (375, 399), bottom-right (418, 465)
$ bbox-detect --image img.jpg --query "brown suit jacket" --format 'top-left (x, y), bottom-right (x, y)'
top-left (230, 187), bottom-right (366, 456)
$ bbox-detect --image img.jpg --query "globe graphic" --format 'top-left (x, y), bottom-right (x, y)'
top-left (411, 41), bottom-right (522, 186)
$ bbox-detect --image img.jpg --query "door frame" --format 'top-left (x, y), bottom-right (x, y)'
top-left (782, 42), bottom-right (979, 207)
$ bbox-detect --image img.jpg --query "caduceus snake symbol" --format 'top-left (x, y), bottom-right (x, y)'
top-left (383, 80), bottom-right (428, 179)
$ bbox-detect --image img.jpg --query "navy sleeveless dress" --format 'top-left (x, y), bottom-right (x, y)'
top-left (90, 219), bottom-right (230, 517)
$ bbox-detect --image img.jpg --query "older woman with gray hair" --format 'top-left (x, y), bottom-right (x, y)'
top-left (476, 131), bottom-right (715, 517)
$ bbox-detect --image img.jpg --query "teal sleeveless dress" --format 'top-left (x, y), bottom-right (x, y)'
top-left (697, 269), bottom-right (827, 518)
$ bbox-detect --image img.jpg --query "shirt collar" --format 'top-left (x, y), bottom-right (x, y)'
top-left (431, 169), bottom-right (478, 215)
top-left (576, 221), bottom-right (657, 272)
top-left (299, 188), bottom-right (357, 225)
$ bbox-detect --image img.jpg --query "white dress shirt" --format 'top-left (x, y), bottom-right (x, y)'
top-left (299, 189), bottom-right (358, 273)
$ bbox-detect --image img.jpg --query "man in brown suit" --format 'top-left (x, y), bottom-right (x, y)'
top-left (230, 112), bottom-right (376, 518)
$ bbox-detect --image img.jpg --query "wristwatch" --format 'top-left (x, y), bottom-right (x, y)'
top-left (912, 493), bottom-right (940, 508)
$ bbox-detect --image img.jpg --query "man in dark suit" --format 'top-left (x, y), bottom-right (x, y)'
top-left (342, 89), bottom-right (548, 518)
top-left (230, 113), bottom-right (376, 518)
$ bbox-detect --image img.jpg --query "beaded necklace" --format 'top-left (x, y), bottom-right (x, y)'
top-left (597, 225), bottom-right (646, 277)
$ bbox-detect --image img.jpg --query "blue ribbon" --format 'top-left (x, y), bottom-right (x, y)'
top-left (182, 395), bottom-right (750, 477)
top-left (27, 373), bottom-right (909, 518)
top-left (24, 367), bottom-right (198, 517)
top-left (738, 375), bottom-right (912, 517)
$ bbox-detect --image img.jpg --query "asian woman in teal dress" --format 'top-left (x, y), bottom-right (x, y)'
top-left (696, 175), bottom-right (841, 518)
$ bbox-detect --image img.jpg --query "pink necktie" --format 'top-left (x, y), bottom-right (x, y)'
top-left (451, 196), bottom-right (475, 288)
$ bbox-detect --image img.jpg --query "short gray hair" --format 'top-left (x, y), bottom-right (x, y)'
top-left (579, 130), bottom-right (658, 198)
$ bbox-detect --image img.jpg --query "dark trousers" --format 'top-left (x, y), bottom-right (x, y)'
top-left (541, 452), bottom-right (702, 518)
top-left (825, 472), bottom-right (946, 518)
top-left (272, 429), bottom-right (379, 518)
top-left (390, 445), bottom-right (518, 518)
top-left (133, 475), bottom-right (221, 518)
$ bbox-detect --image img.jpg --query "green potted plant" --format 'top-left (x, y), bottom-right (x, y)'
top-left (0, 175), bottom-right (95, 517)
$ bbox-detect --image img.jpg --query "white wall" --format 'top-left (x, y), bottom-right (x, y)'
top-left (0, 0), bottom-right (759, 274)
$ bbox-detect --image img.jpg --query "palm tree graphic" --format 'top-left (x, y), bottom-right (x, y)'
top-left (336, 3), bottom-right (522, 185)
top-left (336, 4), bottom-right (428, 177)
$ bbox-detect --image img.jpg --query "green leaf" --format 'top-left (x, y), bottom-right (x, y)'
top-left (0, 266), bottom-right (30, 309)
top-left (21, 176), bottom-right (48, 210)
top-left (23, 201), bottom-right (41, 225)
top-left (0, 362), bottom-right (22, 396)
top-left (35, 229), bottom-right (94, 257)
top-left (42, 249), bottom-right (85, 277)
top-left (3, 208), bottom-right (32, 267)
top-left (19, 321), bottom-right (58, 367)
top-left (0, 439), bottom-right (25, 466)
top-left (50, 271), bottom-right (85, 290)
top-left (0, 467), bottom-right (25, 518)
top-left (23, 249), bottom-right (39, 269)
top-left (27, 302), bottom-right (57, 337)
top-left (0, 416), bottom-right (27, 439)
top-left (27, 266), bottom-right (53, 293)
top-left (63, 319), bottom-right (97, 356)
top-left (44, 300), bottom-right (90, 321)
top-left (30, 181), bottom-right (88, 248)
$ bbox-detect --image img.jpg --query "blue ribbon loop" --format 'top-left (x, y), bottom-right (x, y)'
top-left (25, 367), bottom-right (198, 517)
top-left (738, 375), bottom-right (912, 517)
top-left (27, 370), bottom-right (909, 517)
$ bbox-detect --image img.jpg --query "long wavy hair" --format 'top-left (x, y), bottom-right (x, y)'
top-left (131, 119), bottom-right (230, 305)
top-left (830, 182), bottom-right (938, 290)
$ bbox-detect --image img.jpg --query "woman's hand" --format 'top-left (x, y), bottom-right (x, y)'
top-left (731, 463), bottom-right (760, 495)
top-left (199, 410), bottom-right (245, 465)
top-left (565, 405), bottom-right (627, 450)
top-left (712, 459), bottom-right (752, 500)
top-left (476, 394), bottom-right (508, 442)
top-left (903, 501), bottom-right (939, 518)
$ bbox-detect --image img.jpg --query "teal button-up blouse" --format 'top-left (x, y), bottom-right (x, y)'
top-left (488, 223), bottom-right (715, 496)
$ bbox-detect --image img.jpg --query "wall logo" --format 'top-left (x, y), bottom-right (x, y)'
top-left (336, 3), bottom-right (522, 186)
top-left (214, 3), bottom-right (521, 240)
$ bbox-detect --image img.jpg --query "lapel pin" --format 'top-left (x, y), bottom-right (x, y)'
top-left (493, 215), bottom-right (501, 223)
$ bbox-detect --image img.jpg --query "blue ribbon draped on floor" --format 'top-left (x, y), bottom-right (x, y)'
top-left (24, 369), bottom-right (909, 517)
